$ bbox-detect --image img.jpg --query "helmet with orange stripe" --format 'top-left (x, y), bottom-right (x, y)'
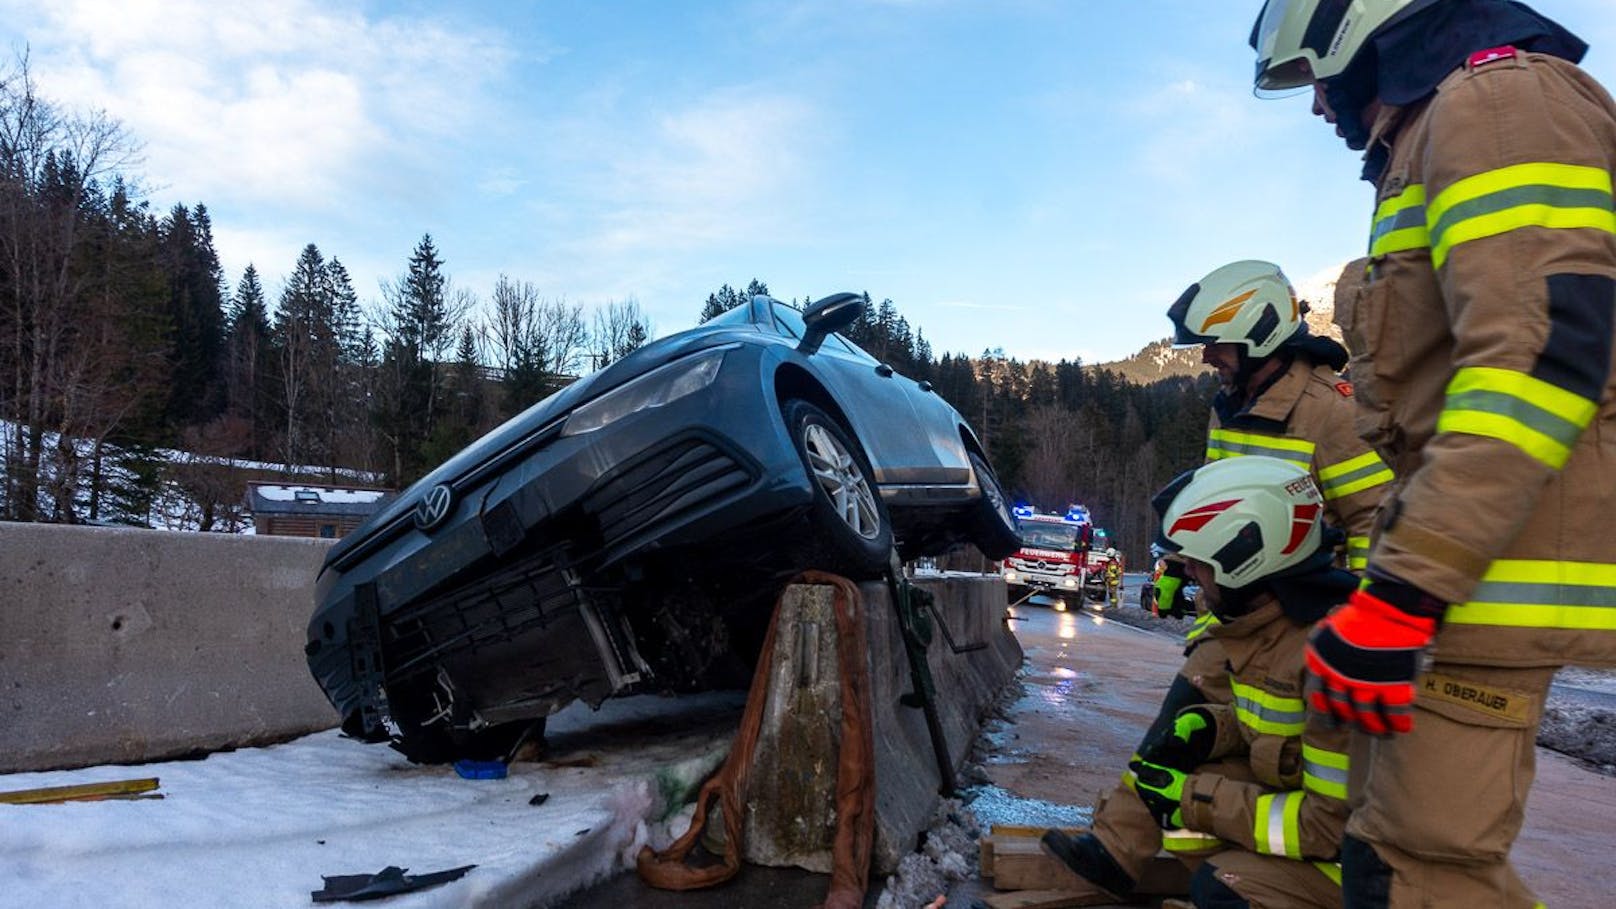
top-left (1167, 260), bottom-right (1302, 358)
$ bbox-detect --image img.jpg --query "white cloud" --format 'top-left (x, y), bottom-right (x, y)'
top-left (568, 88), bottom-right (824, 256)
top-left (5, 0), bottom-right (514, 210)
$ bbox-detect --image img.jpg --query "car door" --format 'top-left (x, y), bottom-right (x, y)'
top-left (766, 301), bottom-right (957, 486)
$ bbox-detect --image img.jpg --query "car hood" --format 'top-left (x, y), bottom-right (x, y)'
top-left (325, 324), bottom-right (759, 566)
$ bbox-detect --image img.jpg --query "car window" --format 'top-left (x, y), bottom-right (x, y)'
top-left (770, 301), bottom-right (805, 339)
top-left (708, 300), bottom-right (760, 329)
top-left (772, 301), bottom-right (878, 362)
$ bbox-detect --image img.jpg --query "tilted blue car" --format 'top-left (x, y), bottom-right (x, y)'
top-left (305, 294), bottom-right (1019, 762)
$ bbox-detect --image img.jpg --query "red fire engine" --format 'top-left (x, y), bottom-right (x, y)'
top-left (1001, 505), bottom-right (1115, 610)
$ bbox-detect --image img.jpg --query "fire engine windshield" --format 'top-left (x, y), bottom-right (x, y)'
top-left (1019, 523), bottom-right (1078, 550)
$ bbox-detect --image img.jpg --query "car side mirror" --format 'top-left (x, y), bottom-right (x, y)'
top-left (798, 292), bottom-right (864, 354)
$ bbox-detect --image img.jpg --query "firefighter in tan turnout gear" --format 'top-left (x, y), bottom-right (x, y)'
top-left (1053, 456), bottom-right (1357, 908)
top-left (1252, 0), bottom-right (1616, 906)
top-left (1041, 260), bottom-right (1393, 903)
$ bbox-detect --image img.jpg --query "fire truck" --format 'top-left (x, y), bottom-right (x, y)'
top-left (1001, 505), bottom-right (1115, 610)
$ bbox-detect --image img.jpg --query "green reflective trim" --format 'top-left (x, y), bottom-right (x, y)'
top-left (1206, 429), bottom-right (1315, 468)
top-left (1302, 744), bottom-right (1350, 800)
top-left (1254, 791), bottom-right (1305, 859)
top-left (1233, 680), bottom-right (1307, 736)
top-left (1426, 162), bottom-right (1616, 267)
top-left (1347, 534), bottom-right (1370, 571)
top-left (1448, 559), bottom-right (1616, 630)
top-left (1440, 366), bottom-right (1597, 470)
top-left (1185, 611), bottom-right (1220, 643)
top-left (1162, 829), bottom-right (1224, 853)
top-left (1314, 862), bottom-right (1343, 886)
top-left (1369, 185), bottom-right (1430, 257)
top-left (1317, 451), bottom-right (1394, 500)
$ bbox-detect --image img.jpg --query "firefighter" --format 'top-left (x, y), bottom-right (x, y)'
top-left (1041, 259), bottom-right (1396, 902)
top-left (1049, 456), bottom-right (1356, 907)
top-left (1103, 550), bottom-right (1124, 608)
top-left (1251, 1), bottom-right (1616, 905)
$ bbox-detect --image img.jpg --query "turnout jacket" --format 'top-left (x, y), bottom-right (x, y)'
top-left (1176, 596), bottom-right (1351, 862)
top-left (1344, 49), bottom-right (1616, 668)
top-left (1206, 355), bottom-right (1393, 572)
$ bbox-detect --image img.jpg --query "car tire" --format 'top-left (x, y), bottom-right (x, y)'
top-left (784, 398), bottom-right (893, 577)
top-left (966, 451), bottom-right (1021, 561)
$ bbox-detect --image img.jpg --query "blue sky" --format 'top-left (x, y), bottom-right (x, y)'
top-left (4, 0), bottom-right (1614, 364)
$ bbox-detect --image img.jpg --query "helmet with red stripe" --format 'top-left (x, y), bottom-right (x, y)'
top-left (1152, 456), bottom-right (1324, 588)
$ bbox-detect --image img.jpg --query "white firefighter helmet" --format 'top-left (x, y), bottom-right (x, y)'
top-left (1167, 259), bottom-right (1302, 358)
top-left (1250, 0), bottom-right (1438, 92)
top-left (1153, 455), bottom-right (1324, 589)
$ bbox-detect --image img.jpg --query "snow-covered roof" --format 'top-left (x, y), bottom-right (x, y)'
top-left (246, 483), bottom-right (394, 516)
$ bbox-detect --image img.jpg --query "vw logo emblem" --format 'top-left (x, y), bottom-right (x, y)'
top-left (414, 484), bottom-right (455, 531)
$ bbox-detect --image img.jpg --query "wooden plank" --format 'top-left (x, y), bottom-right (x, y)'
top-left (982, 889), bottom-right (1116, 909)
top-left (0, 777), bottom-right (160, 805)
top-left (988, 824), bottom-right (1088, 839)
top-left (989, 839), bottom-right (1093, 892)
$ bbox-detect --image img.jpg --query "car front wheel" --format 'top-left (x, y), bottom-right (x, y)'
top-left (785, 398), bottom-right (893, 577)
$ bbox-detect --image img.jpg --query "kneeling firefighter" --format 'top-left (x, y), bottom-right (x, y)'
top-left (1044, 456), bottom-right (1355, 908)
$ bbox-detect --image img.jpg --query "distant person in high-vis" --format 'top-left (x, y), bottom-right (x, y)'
top-left (1048, 456), bottom-right (1356, 908)
top-left (1252, 0), bottom-right (1616, 906)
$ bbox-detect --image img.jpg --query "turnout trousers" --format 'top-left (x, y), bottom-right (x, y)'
top-left (1344, 662), bottom-right (1557, 908)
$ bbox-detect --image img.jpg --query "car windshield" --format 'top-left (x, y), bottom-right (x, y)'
top-left (707, 300), bottom-right (760, 329)
top-left (1019, 523), bottom-right (1077, 549)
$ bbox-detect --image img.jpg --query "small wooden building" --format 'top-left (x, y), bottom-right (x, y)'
top-left (246, 483), bottom-right (395, 539)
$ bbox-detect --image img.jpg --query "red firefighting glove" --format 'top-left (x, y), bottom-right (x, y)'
top-left (1126, 758), bottom-right (1185, 830)
top-left (1139, 705), bottom-right (1216, 772)
top-left (1305, 582), bottom-right (1442, 736)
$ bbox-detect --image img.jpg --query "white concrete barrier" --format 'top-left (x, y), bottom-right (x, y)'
top-left (0, 523), bottom-right (339, 773)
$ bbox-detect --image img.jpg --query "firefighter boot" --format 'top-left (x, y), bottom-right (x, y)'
top-left (1039, 830), bottom-right (1134, 900)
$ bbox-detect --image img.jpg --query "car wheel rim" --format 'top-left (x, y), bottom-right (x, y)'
top-left (803, 423), bottom-right (881, 540)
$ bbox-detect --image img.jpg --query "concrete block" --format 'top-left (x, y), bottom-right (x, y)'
top-left (0, 523), bottom-right (339, 772)
top-left (741, 573), bottom-right (1021, 875)
top-left (742, 583), bottom-right (843, 872)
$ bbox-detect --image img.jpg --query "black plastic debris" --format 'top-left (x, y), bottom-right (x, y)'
top-left (528, 793), bottom-right (550, 806)
top-left (311, 864), bottom-right (476, 903)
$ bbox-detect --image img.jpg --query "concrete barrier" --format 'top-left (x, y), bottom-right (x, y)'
top-left (743, 573), bottom-right (1021, 873)
top-left (0, 523), bottom-right (339, 773)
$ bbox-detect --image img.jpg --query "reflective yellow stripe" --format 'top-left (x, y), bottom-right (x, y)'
top-left (1302, 743), bottom-right (1350, 800)
top-left (1233, 680), bottom-right (1307, 736)
top-left (1253, 791), bottom-right (1305, 859)
top-left (1162, 828), bottom-right (1224, 853)
top-left (1317, 450), bottom-right (1394, 500)
top-left (1347, 535), bottom-right (1370, 571)
top-left (1438, 366), bottom-right (1598, 469)
top-left (1369, 184), bottom-right (1430, 257)
top-left (1427, 162), bottom-right (1616, 268)
top-left (1185, 611), bottom-right (1220, 643)
top-left (1448, 559), bottom-right (1616, 630)
top-left (1206, 429), bottom-right (1315, 469)
top-left (1314, 861), bottom-right (1343, 886)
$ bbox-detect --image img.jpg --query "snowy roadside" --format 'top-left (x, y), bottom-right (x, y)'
top-left (0, 693), bottom-right (743, 909)
top-left (1092, 601), bottom-right (1616, 776)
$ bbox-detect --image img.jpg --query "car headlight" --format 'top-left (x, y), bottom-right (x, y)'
top-left (562, 348), bottom-right (729, 437)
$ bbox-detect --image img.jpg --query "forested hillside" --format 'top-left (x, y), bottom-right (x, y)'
top-left (1, 57), bottom-right (1213, 561)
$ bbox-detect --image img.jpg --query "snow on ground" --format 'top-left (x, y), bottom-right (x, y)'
top-left (0, 693), bottom-right (745, 909)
